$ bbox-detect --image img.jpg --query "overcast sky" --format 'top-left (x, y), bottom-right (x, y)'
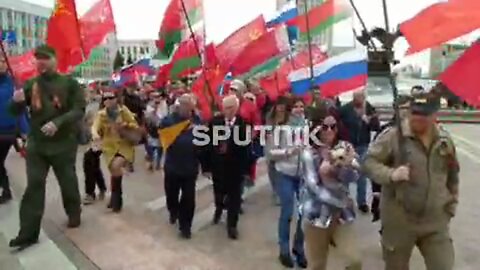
top-left (26, 0), bottom-right (478, 69)
top-left (27, 0), bottom-right (444, 42)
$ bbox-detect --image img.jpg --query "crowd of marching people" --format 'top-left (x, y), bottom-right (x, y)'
top-left (1, 46), bottom-right (460, 270)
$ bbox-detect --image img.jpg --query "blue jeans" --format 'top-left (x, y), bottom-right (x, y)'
top-left (355, 145), bottom-right (369, 206)
top-left (146, 145), bottom-right (163, 169)
top-left (277, 173), bottom-right (304, 256)
top-left (267, 161), bottom-right (278, 196)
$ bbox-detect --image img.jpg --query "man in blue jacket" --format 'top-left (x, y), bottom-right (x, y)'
top-left (0, 55), bottom-right (29, 204)
top-left (160, 94), bottom-right (204, 239)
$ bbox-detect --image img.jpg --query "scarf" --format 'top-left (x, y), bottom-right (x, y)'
top-left (289, 114), bottom-right (306, 127)
top-left (31, 73), bottom-right (62, 111)
top-left (106, 106), bottom-right (119, 121)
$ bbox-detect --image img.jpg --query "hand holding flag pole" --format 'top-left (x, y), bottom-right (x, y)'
top-left (179, 0), bottom-right (216, 113)
top-left (0, 38), bottom-right (20, 88)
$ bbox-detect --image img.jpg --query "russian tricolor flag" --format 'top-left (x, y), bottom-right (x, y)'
top-left (266, 1), bottom-right (299, 46)
top-left (289, 49), bottom-right (368, 97)
top-left (266, 1), bottom-right (298, 27)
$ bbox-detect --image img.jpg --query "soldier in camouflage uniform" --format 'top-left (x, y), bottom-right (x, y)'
top-left (363, 93), bottom-right (459, 270)
top-left (9, 45), bottom-right (85, 249)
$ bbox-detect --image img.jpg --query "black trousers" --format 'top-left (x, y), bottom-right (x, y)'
top-left (371, 181), bottom-right (382, 220)
top-left (0, 139), bottom-right (13, 195)
top-left (164, 170), bottom-right (196, 231)
top-left (83, 149), bottom-right (106, 197)
top-left (212, 173), bottom-right (243, 229)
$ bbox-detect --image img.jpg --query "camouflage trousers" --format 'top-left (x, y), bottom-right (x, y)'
top-left (382, 223), bottom-right (454, 270)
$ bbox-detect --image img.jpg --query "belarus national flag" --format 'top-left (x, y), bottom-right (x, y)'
top-left (289, 49), bottom-right (367, 96)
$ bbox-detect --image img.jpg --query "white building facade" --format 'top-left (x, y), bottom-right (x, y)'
top-left (118, 39), bottom-right (157, 64)
top-left (73, 33), bottom-right (117, 80)
top-left (0, 0), bottom-right (50, 55)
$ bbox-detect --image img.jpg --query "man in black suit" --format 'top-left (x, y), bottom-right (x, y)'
top-left (202, 95), bottom-right (250, 240)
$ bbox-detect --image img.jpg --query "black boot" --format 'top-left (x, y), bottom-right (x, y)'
top-left (212, 208), bottom-right (222, 225)
top-left (110, 176), bottom-right (123, 213)
top-left (9, 236), bottom-right (38, 250)
top-left (227, 227), bottom-right (238, 240)
top-left (293, 249), bottom-right (308, 268)
top-left (179, 228), bottom-right (192, 239)
top-left (169, 213), bottom-right (178, 225)
top-left (278, 253), bottom-right (294, 268)
top-left (0, 189), bottom-right (12, 204)
top-left (67, 213), bottom-right (81, 228)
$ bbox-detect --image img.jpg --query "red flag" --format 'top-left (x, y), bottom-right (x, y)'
top-left (9, 50), bottom-right (37, 83)
top-left (80, 0), bottom-right (116, 58)
top-left (155, 62), bottom-right (172, 88)
top-left (259, 46), bottom-right (327, 100)
top-left (231, 26), bottom-right (289, 76)
top-left (400, 0), bottom-right (480, 54)
top-left (215, 16), bottom-right (267, 69)
top-left (204, 43), bottom-right (219, 69)
top-left (168, 35), bottom-right (203, 80)
top-left (439, 42), bottom-right (480, 107)
top-left (191, 66), bottom-right (225, 121)
top-left (47, 0), bottom-right (83, 73)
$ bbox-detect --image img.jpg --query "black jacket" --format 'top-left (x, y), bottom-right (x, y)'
top-left (202, 114), bottom-right (250, 177)
top-left (161, 112), bottom-right (204, 178)
top-left (339, 101), bottom-right (380, 147)
top-left (123, 92), bottom-right (145, 124)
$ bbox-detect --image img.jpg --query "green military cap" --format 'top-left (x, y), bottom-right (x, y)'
top-left (34, 45), bottom-right (56, 59)
top-left (410, 93), bottom-right (440, 115)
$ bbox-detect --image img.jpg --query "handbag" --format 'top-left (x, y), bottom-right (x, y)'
top-left (118, 126), bottom-right (143, 145)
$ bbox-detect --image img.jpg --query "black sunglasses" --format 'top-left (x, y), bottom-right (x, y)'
top-left (103, 96), bottom-right (116, 100)
top-left (321, 123), bottom-right (337, 131)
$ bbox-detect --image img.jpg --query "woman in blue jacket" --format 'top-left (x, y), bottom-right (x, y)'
top-left (0, 57), bottom-right (29, 204)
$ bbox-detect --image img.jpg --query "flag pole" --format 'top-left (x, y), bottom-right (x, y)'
top-left (71, 0), bottom-right (86, 62)
top-left (301, 0), bottom-right (315, 89)
top-left (381, 0), bottom-right (405, 163)
top-left (0, 40), bottom-right (17, 84)
top-left (347, 0), bottom-right (377, 51)
top-left (274, 71), bottom-right (280, 94)
top-left (107, 0), bottom-right (122, 68)
top-left (179, 0), bottom-right (216, 111)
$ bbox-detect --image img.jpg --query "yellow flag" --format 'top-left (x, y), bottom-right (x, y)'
top-left (158, 120), bottom-right (191, 150)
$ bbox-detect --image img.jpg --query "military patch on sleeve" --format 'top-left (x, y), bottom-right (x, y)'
top-left (375, 126), bottom-right (393, 141)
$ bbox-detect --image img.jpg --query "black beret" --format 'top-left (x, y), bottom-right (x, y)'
top-left (410, 93), bottom-right (440, 115)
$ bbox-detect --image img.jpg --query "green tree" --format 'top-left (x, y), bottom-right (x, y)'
top-left (126, 55), bottom-right (134, 65)
top-left (113, 51), bottom-right (125, 71)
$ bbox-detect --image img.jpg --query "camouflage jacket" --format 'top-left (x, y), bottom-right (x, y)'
top-left (363, 121), bottom-right (459, 223)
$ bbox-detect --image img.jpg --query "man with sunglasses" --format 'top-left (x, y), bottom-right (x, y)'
top-left (363, 92), bottom-right (459, 270)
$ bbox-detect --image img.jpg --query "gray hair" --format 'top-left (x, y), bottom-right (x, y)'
top-left (178, 93), bottom-right (195, 105)
top-left (222, 94), bottom-right (239, 107)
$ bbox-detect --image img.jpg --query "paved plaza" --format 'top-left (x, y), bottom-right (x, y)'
top-left (0, 124), bottom-right (479, 270)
